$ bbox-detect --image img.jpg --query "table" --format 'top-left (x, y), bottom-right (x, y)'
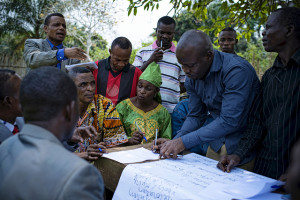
top-left (94, 143), bottom-right (153, 192)
top-left (94, 145), bottom-right (285, 200)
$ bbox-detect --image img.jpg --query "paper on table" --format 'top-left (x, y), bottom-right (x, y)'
top-left (243, 192), bottom-right (283, 200)
top-left (221, 179), bottom-right (284, 199)
top-left (102, 147), bottom-right (159, 164)
top-left (200, 180), bottom-right (284, 200)
top-left (113, 153), bottom-right (279, 200)
top-left (65, 62), bottom-right (98, 70)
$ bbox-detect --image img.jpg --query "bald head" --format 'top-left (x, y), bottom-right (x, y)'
top-left (176, 30), bottom-right (214, 80)
top-left (177, 30), bottom-right (213, 57)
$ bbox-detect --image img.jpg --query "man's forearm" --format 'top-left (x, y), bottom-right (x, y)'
top-left (139, 59), bottom-right (153, 72)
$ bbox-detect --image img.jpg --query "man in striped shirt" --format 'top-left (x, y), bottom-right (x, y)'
top-left (218, 7), bottom-right (300, 180)
top-left (133, 16), bottom-right (185, 113)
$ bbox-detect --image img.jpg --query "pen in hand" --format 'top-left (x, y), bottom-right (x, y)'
top-left (155, 129), bottom-right (158, 146)
top-left (135, 121), bottom-right (147, 142)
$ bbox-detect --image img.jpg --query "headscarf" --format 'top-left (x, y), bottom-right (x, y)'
top-left (139, 62), bottom-right (162, 103)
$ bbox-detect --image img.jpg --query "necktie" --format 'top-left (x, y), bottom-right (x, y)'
top-left (12, 124), bottom-right (19, 135)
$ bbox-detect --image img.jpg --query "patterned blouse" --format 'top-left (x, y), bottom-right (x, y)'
top-left (116, 98), bottom-right (172, 143)
top-left (77, 94), bottom-right (128, 152)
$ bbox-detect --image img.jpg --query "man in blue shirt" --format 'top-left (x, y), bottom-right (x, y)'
top-left (156, 30), bottom-right (260, 166)
top-left (24, 13), bottom-right (86, 71)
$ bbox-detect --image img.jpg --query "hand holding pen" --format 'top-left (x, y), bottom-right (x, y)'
top-left (149, 47), bottom-right (163, 63)
top-left (152, 138), bottom-right (169, 153)
top-left (85, 143), bottom-right (107, 161)
top-left (128, 131), bottom-right (145, 145)
top-left (135, 122), bottom-right (147, 142)
top-left (128, 122), bottom-right (147, 145)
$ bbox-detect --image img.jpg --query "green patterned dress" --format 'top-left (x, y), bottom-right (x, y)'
top-left (116, 99), bottom-right (172, 143)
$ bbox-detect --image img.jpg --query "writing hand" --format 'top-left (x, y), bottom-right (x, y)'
top-left (151, 138), bottom-right (169, 153)
top-left (217, 154), bottom-right (241, 173)
top-left (159, 138), bottom-right (185, 159)
top-left (85, 143), bottom-right (107, 161)
top-left (64, 47), bottom-right (87, 60)
top-left (128, 131), bottom-right (144, 145)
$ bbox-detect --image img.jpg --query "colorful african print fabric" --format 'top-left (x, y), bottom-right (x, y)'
top-left (77, 94), bottom-right (128, 152)
top-left (116, 98), bottom-right (172, 143)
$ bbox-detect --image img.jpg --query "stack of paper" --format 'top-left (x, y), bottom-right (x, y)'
top-left (102, 147), bottom-right (159, 164)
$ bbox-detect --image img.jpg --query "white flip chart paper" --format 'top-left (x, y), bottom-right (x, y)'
top-left (113, 152), bottom-right (283, 200)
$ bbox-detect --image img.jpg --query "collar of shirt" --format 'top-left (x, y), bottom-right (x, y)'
top-left (152, 40), bottom-right (176, 53)
top-left (104, 56), bottom-right (130, 73)
top-left (273, 47), bottom-right (300, 68)
top-left (203, 50), bottom-right (224, 79)
top-left (0, 119), bottom-right (14, 132)
top-left (46, 39), bottom-right (64, 50)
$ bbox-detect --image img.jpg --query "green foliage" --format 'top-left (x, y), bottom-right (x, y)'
top-left (125, 0), bottom-right (299, 40)
top-left (0, 0), bottom-right (62, 55)
top-left (0, 34), bottom-right (26, 56)
top-left (130, 48), bottom-right (139, 64)
top-left (130, 41), bottom-right (153, 64)
top-left (238, 40), bottom-right (277, 78)
top-left (174, 11), bottom-right (200, 41)
top-left (90, 47), bottom-right (109, 61)
top-left (0, 0), bottom-right (60, 38)
top-left (62, 0), bottom-right (117, 56)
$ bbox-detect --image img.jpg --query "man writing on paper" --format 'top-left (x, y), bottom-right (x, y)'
top-left (218, 7), bottom-right (300, 180)
top-left (0, 67), bottom-right (104, 199)
top-left (171, 27), bottom-right (240, 155)
top-left (154, 30), bottom-right (260, 172)
top-left (24, 13), bottom-right (87, 71)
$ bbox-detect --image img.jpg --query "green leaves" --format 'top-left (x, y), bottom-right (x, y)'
top-left (126, 0), bottom-right (298, 41)
top-left (134, 7), bottom-right (137, 15)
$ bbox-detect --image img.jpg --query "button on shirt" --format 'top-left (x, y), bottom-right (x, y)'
top-left (174, 50), bottom-right (260, 155)
top-left (46, 39), bottom-right (67, 69)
